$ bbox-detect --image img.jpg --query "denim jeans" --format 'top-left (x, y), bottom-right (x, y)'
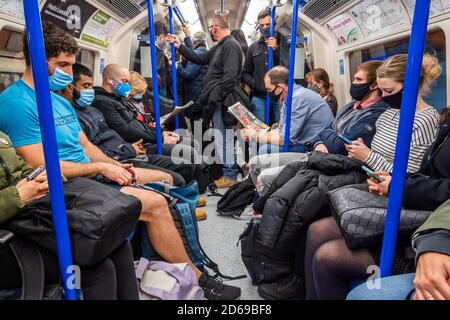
top-left (258, 143), bottom-right (312, 155)
top-left (347, 273), bottom-right (415, 300)
top-left (252, 96), bottom-right (280, 123)
top-left (212, 107), bottom-right (239, 180)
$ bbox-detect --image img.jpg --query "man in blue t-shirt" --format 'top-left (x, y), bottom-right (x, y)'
top-left (0, 21), bottom-right (241, 300)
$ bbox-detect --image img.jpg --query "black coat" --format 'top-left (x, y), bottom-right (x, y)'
top-left (179, 35), bottom-right (251, 127)
top-left (403, 115), bottom-right (450, 211)
top-left (242, 34), bottom-right (289, 98)
top-left (258, 152), bottom-right (366, 252)
top-left (74, 102), bottom-right (137, 161)
top-left (92, 87), bottom-right (157, 145)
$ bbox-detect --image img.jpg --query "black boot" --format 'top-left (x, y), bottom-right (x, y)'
top-left (258, 274), bottom-right (305, 300)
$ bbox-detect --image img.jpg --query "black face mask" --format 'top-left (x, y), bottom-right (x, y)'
top-left (308, 84), bottom-right (321, 94)
top-left (260, 26), bottom-right (270, 38)
top-left (382, 90), bottom-right (404, 109)
top-left (350, 83), bottom-right (372, 101)
top-left (268, 85), bottom-right (283, 102)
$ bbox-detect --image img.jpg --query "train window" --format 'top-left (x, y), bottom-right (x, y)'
top-left (0, 28), bottom-right (24, 58)
top-left (349, 30), bottom-right (447, 113)
top-left (0, 27), bottom-right (25, 93)
top-left (76, 48), bottom-right (96, 72)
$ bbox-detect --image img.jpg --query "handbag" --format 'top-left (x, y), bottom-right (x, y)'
top-left (7, 177), bottom-right (142, 266)
top-left (135, 258), bottom-right (204, 300)
top-left (328, 184), bottom-right (432, 250)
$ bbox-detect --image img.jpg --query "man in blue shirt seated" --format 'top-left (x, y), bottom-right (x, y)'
top-left (0, 21), bottom-right (241, 300)
top-left (241, 66), bottom-right (334, 154)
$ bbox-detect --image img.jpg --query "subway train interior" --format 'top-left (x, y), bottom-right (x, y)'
top-left (0, 0), bottom-right (449, 303)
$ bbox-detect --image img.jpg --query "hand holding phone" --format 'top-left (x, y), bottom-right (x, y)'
top-left (337, 133), bottom-right (353, 145)
top-left (362, 166), bottom-right (384, 183)
top-left (26, 166), bottom-right (44, 181)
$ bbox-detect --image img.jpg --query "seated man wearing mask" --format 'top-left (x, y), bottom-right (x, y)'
top-left (92, 63), bottom-right (200, 164)
top-left (59, 63), bottom-right (199, 187)
top-left (241, 66), bottom-right (334, 155)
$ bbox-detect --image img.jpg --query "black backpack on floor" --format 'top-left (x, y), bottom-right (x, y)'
top-left (217, 176), bottom-right (256, 216)
top-left (238, 218), bottom-right (294, 285)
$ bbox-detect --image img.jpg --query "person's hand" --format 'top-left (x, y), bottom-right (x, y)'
top-left (16, 171), bottom-right (49, 205)
top-left (132, 139), bottom-right (147, 155)
top-left (120, 163), bottom-right (138, 181)
top-left (346, 138), bottom-right (370, 161)
top-left (266, 37), bottom-right (278, 50)
top-left (315, 144), bottom-right (329, 154)
top-left (414, 252), bottom-right (450, 300)
top-left (241, 128), bottom-right (258, 141)
top-left (367, 171), bottom-right (391, 196)
top-left (182, 25), bottom-right (191, 37)
top-left (163, 131), bottom-right (179, 144)
top-left (166, 34), bottom-right (181, 49)
top-left (99, 163), bottom-right (134, 186)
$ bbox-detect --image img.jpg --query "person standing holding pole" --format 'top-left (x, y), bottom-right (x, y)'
top-left (242, 8), bottom-right (288, 124)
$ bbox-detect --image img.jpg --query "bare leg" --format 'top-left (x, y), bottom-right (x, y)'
top-left (134, 167), bottom-right (174, 185)
top-left (120, 186), bottom-right (202, 278)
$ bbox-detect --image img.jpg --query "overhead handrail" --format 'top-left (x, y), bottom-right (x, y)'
top-left (23, 0), bottom-right (77, 300)
top-left (146, 0), bottom-right (163, 155)
top-left (283, 0), bottom-right (300, 153)
top-left (379, 0), bottom-right (432, 277)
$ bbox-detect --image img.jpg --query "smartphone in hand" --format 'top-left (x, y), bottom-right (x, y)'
top-left (362, 166), bottom-right (384, 183)
top-left (26, 166), bottom-right (44, 181)
top-left (337, 133), bottom-right (353, 145)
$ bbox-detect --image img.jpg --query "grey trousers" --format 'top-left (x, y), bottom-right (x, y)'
top-left (248, 152), bottom-right (308, 195)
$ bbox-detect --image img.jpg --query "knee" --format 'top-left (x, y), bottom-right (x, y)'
top-left (140, 193), bottom-right (170, 219)
top-left (312, 241), bottom-right (341, 272)
top-left (163, 173), bottom-right (174, 185)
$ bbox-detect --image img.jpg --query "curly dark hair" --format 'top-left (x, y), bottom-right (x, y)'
top-left (22, 21), bottom-right (79, 65)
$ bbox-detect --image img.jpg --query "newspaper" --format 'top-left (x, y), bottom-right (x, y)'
top-left (228, 102), bottom-right (270, 132)
top-left (160, 101), bottom-right (194, 125)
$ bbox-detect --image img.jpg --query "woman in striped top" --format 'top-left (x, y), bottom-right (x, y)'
top-left (302, 54), bottom-right (443, 300)
top-left (345, 54), bottom-right (441, 174)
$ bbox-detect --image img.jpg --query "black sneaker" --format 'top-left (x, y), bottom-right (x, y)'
top-left (258, 274), bottom-right (305, 300)
top-left (198, 272), bottom-right (242, 300)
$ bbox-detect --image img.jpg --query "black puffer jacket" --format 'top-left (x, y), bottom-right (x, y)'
top-left (258, 152), bottom-right (367, 252)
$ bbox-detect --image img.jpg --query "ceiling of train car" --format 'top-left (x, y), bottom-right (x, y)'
top-left (194, 0), bottom-right (251, 31)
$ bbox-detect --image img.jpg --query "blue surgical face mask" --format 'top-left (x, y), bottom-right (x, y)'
top-left (76, 89), bottom-right (95, 108)
top-left (132, 94), bottom-right (143, 101)
top-left (48, 66), bottom-right (73, 91)
top-left (112, 78), bottom-right (131, 98)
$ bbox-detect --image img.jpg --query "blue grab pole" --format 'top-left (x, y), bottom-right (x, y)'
top-left (168, 4), bottom-right (180, 129)
top-left (283, 0), bottom-right (300, 153)
top-left (379, 0), bottom-right (431, 277)
top-left (23, 0), bottom-right (77, 300)
top-left (146, 0), bottom-right (163, 155)
top-left (265, 3), bottom-right (278, 125)
top-left (173, 6), bottom-right (186, 26)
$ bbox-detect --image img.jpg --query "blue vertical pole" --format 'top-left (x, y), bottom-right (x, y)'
top-left (23, 0), bottom-right (77, 300)
top-left (168, 3), bottom-right (180, 129)
top-left (173, 6), bottom-right (186, 26)
top-left (265, 3), bottom-right (278, 125)
top-left (146, 0), bottom-right (163, 155)
top-left (380, 0), bottom-right (431, 277)
top-left (283, 0), bottom-right (300, 153)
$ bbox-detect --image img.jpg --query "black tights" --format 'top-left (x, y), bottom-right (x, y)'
top-left (305, 217), bottom-right (375, 300)
top-left (0, 241), bottom-right (139, 300)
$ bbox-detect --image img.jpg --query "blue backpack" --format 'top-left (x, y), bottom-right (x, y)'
top-left (133, 181), bottom-right (245, 280)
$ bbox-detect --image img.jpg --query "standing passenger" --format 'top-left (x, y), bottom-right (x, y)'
top-left (168, 14), bottom-right (251, 188)
top-left (242, 9), bottom-right (288, 123)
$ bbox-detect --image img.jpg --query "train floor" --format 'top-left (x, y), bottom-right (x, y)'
top-left (198, 190), bottom-right (262, 300)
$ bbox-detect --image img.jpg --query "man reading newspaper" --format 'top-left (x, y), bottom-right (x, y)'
top-left (240, 66), bottom-right (333, 155)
